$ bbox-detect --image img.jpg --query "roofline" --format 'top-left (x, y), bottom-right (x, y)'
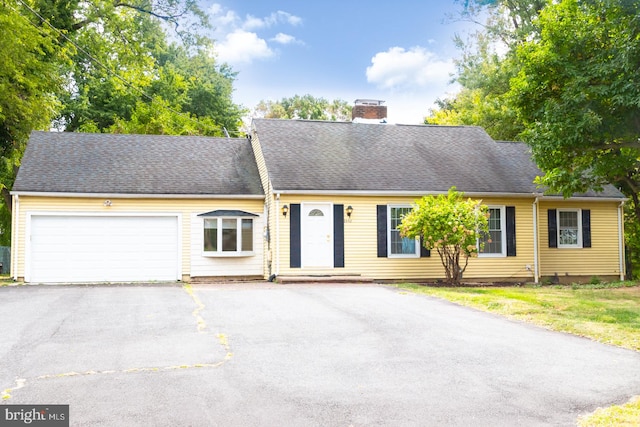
top-left (271, 189), bottom-right (626, 201)
top-left (11, 191), bottom-right (265, 200)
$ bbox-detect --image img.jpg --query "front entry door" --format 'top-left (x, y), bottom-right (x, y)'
top-left (301, 203), bottom-right (333, 268)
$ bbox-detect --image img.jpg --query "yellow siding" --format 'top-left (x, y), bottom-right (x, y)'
top-left (538, 200), bottom-right (623, 279)
top-left (12, 196), bottom-right (264, 281)
top-left (267, 195), bottom-right (624, 282)
top-left (273, 195), bottom-right (539, 281)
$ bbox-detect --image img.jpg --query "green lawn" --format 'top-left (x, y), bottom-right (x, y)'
top-left (0, 274), bottom-right (15, 286)
top-left (395, 281), bottom-right (640, 426)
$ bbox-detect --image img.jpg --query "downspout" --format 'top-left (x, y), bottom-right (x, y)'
top-left (618, 200), bottom-right (625, 281)
top-left (532, 197), bottom-right (539, 283)
top-left (275, 193), bottom-right (281, 278)
top-left (11, 194), bottom-right (19, 281)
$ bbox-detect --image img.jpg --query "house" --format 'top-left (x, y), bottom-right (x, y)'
top-left (250, 100), bottom-right (626, 284)
top-left (10, 132), bottom-right (265, 283)
top-left (10, 102), bottom-right (626, 283)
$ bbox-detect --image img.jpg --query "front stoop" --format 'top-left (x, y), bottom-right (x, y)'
top-left (275, 275), bottom-right (374, 284)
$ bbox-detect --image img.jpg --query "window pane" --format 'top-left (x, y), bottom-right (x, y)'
top-left (559, 229), bottom-right (578, 245)
top-left (222, 219), bottom-right (237, 251)
top-left (480, 208), bottom-right (502, 254)
top-left (241, 219), bottom-right (253, 251)
top-left (390, 207), bottom-right (415, 255)
top-left (204, 219), bottom-right (217, 251)
top-left (559, 211), bottom-right (578, 246)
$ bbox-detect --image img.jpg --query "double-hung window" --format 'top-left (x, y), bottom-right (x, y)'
top-left (388, 206), bottom-right (419, 257)
top-left (548, 208), bottom-right (590, 249)
top-left (479, 206), bottom-right (506, 256)
top-left (557, 209), bottom-right (581, 248)
top-left (200, 210), bottom-right (257, 256)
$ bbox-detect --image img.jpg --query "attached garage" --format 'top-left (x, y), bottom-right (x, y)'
top-left (27, 214), bottom-right (180, 283)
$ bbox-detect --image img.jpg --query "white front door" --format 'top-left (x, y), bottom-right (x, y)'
top-left (301, 203), bottom-right (333, 268)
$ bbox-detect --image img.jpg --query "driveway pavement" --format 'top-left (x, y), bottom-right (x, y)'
top-left (1, 283), bottom-right (640, 426)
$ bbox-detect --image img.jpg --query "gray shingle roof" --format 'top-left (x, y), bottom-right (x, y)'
top-left (253, 119), bottom-right (623, 198)
top-left (13, 131), bottom-right (264, 196)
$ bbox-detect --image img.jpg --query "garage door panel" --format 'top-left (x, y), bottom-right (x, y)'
top-left (29, 215), bottom-right (179, 283)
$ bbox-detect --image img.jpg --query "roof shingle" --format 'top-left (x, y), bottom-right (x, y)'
top-left (13, 131), bottom-right (264, 196)
top-left (252, 119), bottom-right (623, 198)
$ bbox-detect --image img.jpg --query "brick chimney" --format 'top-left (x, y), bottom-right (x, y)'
top-left (351, 99), bottom-right (387, 121)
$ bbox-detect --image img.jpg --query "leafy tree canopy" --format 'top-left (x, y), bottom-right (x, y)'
top-left (508, 0), bottom-right (640, 199)
top-left (254, 95), bottom-right (351, 121)
top-left (399, 187), bottom-right (489, 285)
top-left (429, 0), bottom-right (640, 276)
top-left (0, 0), bottom-right (246, 244)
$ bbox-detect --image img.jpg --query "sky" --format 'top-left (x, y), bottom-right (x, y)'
top-left (200, 1), bottom-right (477, 124)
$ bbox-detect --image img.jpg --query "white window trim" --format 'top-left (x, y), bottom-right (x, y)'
top-left (203, 216), bottom-right (255, 257)
top-left (478, 205), bottom-right (507, 258)
top-left (387, 205), bottom-right (419, 258)
top-left (557, 208), bottom-right (582, 249)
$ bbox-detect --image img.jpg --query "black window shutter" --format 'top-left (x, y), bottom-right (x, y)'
top-left (548, 209), bottom-right (557, 248)
top-left (582, 209), bottom-right (591, 248)
top-left (290, 204), bottom-right (301, 268)
top-left (377, 205), bottom-right (387, 258)
top-left (420, 241), bottom-right (431, 257)
top-left (506, 206), bottom-right (516, 256)
top-left (333, 204), bottom-right (345, 267)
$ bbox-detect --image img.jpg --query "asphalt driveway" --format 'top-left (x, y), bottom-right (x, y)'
top-left (2, 283), bottom-right (640, 426)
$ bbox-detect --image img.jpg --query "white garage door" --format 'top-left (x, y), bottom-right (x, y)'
top-left (28, 215), bottom-right (180, 283)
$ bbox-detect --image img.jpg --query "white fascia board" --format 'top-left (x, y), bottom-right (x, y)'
top-left (272, 189), bottom-right (626, 202)
top-left (10, 191), bottom-right (265, 200)
top-left (535, 195), bottom-right (627, 202)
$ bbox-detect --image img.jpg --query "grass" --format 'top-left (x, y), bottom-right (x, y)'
top-left (395, 281), bottom-right (640, 426)
top-left (0, 274), bottom-right (16, 286)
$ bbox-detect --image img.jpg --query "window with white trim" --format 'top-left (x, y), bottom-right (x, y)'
top-left (388, 206), bottom-right (419, 257)
top-left (479, 206), bottom-right (506, 256)
top-left (558, 209), bottom-right (581, 248)
top-left (203, 217), bottom-right (254, 256)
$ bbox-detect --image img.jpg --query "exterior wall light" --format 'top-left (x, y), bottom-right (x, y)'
top-left (346, 205), bottom-right (354, 218)
top-left (103, 200), bottom-right (112, 207)
top-left (282, 204), bottom-right (289, 217)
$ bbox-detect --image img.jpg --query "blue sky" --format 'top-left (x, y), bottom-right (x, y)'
top-left (201, 1), bottom-right (476, 124)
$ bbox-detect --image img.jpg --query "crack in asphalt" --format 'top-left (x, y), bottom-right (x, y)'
top-left (1, 285), bottom-right (232, 401)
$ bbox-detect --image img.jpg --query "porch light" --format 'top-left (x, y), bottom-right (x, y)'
top-left (346, 205), bottom-right (354, 218)
top-left (282, 204), bottom-right (289, 217)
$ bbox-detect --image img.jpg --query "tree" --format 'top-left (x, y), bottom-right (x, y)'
top-left (0, 0), bottom-right (244, 245)
top-left (431, 0), bottom-right (640, 276)
top-left (254, 95), bottom-right (351, 121)
top-left (506, 0), bottom-right (640, 274)
top-left (399, 188), bottom-right (489, 285)
top-left (46, 0), bottom-right (243, 136)
top-left (0, 1), bottom-right (69, 243)
top-left (426, 0), bottom-right (546, 139)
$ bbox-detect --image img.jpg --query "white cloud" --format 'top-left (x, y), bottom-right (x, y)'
top-left (271, 33), bottom-right (301, 45)
top-left (208, 4), bottom-right (240, 32)
top-left (215, 30), bottom-right (274, 65)
top-left (243, 10), bottom-right (302, 30)
top-left (269, 11), bottom-right (303, 27)
top-left (366, 46), bottom-right (454, 90)
top-left (207, 4), bottom-right (302, 65)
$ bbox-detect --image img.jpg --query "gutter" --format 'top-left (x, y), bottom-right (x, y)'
top-left (271, 189), bottom-right (626, 202)
top-left (532, 197), bottom-right (539, 284)
top-left (618, 201), bottom-right (626, 280)
top-left (11, 194), bottom-right (19, 281)
top-left (275, 193), bottom-right (281, 278)
top-left (9, 191), bottom-right (265, 200)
